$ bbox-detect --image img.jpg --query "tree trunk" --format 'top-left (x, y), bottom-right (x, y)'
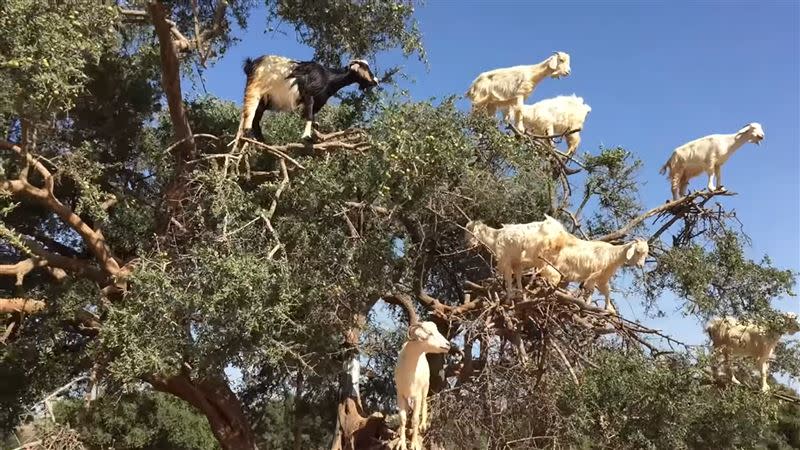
top-left (293, 370), bottom-right (304, 450)
top-left (147, 1), bottom-right (198, 234)
top-left (330, 319), bottom-right (393, 450)
top-left (148, 373), bottom-right (258, 450)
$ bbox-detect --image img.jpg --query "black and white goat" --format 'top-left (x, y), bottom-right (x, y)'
top-left (237, 55), bottom-right (378, 142)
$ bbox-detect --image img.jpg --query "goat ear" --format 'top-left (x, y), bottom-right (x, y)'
top-left (407, 323), bottom-right (421, 340)
top-left (548, 54), bottom-right (558, 70)
top-left (625, 244), bottom-right (636, 261)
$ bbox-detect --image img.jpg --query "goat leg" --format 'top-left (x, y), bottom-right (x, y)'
top-left (301, 96), bottom-right (315, 142)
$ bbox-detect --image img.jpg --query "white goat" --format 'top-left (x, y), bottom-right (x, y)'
top-left (465, 215), bottom-right (565, 295)
top-left (518, 94), bottom-right (591, 156)
top-left (539, 226), bottom-right (649, 312)
top-left (394, 321), bottom-right (451, 450)
top-left (465, 52), bottom-right (571, 133)
top-left (659, 123), bottom-right (765, 200)
top-left (706, 312), bottom-right (800, 392)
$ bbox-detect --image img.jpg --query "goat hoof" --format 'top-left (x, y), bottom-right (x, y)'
top-left (242, 129), bottom-right (256, 140)
top-left (301, 133), bottom-right (314, 143)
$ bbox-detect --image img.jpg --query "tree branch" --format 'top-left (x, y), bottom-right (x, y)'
top-left (0, 297), bottom-right (45, 314)
top-left (0, 140), bottom-right (121, 277)
top-left (595, 189), bottom-right (736, 242)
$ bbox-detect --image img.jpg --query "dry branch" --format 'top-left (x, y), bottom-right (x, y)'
top-left (0, 298), bottom-right (45, 314)
top-left (0, 140), bottom-right (121, 277)
top-left (596, 189), bottom-right (736, 242)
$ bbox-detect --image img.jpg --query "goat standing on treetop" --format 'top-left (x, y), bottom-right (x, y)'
top-left (237, 55), bottom-right (378, 143)
top-left (706, 312), bottom-right (800, 392)
top-left (659, 122), bottom-right (765, 200)
top-left (465, 51), bottom-right (571, 133)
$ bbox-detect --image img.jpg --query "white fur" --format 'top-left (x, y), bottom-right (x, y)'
top-left (394, 321), bottom-right (451, 450)
top-left (539, 224), bottom-right (649, 312)
top-left (465, 215), bottom-right (565, 295)
top-left (518, 94), bottom-right (591, 155)
top-left (706, 312), bottom-right (800, 392)
top-left (465, 52), bottom-right (571, 132)
top-left (659, 123), bottom-right (765, 200)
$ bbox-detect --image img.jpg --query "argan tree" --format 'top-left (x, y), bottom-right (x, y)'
top-left (1, 1), bottom-right (798, 450)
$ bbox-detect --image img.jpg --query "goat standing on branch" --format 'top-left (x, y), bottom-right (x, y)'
top-left (539, 219), bottom-right (649, 312)
top-left (465, 215), bottom-right (566, 297)
top-left (465, 51), bottom-right (571, 133)
top-left (395, 319), bottom-right (451, 450)
top-left (518, 94), bottom-right (591, 156)
top-left (659, 122), bottom-right (765, 200)
top-left (706, 312), bottom-right (800, 392)
top-left (237, 55), bottom-right (378, 143)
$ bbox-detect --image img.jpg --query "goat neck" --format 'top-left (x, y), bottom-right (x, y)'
top-left (324, 67), bottom-right (359, 96)
top-left (530, 60), bottom-right (554, 84)
top-left (398, 339), bottom-right (430, 364)
top-left (472, 223), bottom-right (500, 248)
top-left (721, 130), bottom-right (756, 159)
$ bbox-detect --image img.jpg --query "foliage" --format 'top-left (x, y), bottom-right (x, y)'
top-left (0, 1), bottom-right (798, 449)
top-left (558, 351), bottom-right (777, 450)
top-left (581, 146), bottom-right (643, 236)
top-left (645, 230), bottom-right (796, 319)
top-left (0, 0), bottom-right (118, 118)
top-left (54, 390), bottom-right (219, 450)
top-left (266, 0), bottom-right (426, 65)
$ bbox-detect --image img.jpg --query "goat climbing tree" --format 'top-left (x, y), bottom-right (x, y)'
top-left (2, 1), bottom-right (799, 450)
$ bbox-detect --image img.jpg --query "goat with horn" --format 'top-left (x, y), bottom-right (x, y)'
top-left (237, 55), bottom-right (378, 142)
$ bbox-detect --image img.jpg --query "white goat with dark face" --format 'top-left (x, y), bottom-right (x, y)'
top-left (706, 312), bottom-right (800, 392)
top-left (237, 55), bottom-right (378, 142)
top-left (394, 321), bottom-right (451, 450)
top-left (659, 123), bottom-right (765, 200)
top-left (465, 51), bottom-right (571, 133)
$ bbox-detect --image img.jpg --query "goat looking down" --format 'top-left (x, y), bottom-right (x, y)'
top-left (538, 223), bottom-right (649, 312)
top-left (517, 94), bottom-right (591, 156)
top-left (237, 55), bottom-right (378, 142)
top-left (465, 51), bottom-right (571, 133)
top-left (394, 321), bottom-right (451, 450)
top-left (659, 122), bottom-right (765, 200)
top-left (706, 312), bottom-right (800, 392)
top-left (465, 215), bottom-right (566, 296)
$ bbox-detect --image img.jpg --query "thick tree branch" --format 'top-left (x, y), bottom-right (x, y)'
top-left (124, 1), bottom-right (228, 59)
top-left (0, 297), bottom-right (45, 314)
top-left (148, 1), bottom-right (199, 233)
top-left (0, 140), bottom-right (121, 277)
top-left (595, 189), bottom-right (736, 242)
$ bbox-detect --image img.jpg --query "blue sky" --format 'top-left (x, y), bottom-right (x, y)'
top-left (200, 1), bottom-right (799, 351)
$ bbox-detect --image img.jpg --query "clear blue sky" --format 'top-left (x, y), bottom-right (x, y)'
top-left (199, 1), bottom-right (799, 350)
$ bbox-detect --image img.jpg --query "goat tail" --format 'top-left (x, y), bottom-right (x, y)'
top-left (243, 57), bottom-right (257, 77)
top-left (658, 154), bottom-right (674, 176)
top-left (464, 85), bottom-right (475, 100)
top-left (704, 318), bottom-right (724, 341)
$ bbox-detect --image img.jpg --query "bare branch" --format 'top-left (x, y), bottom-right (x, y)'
top-left (596, 189), bottom-right (737, 242)
top-left (0, 298), bottom-right (45, 314)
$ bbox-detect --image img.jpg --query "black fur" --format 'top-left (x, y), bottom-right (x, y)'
top-left (242, 56), bottom-right (265, 78)
top-left (242, 56), bottom-right (377, 142)
top-left (287, 61), bottom-right (376, 114)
